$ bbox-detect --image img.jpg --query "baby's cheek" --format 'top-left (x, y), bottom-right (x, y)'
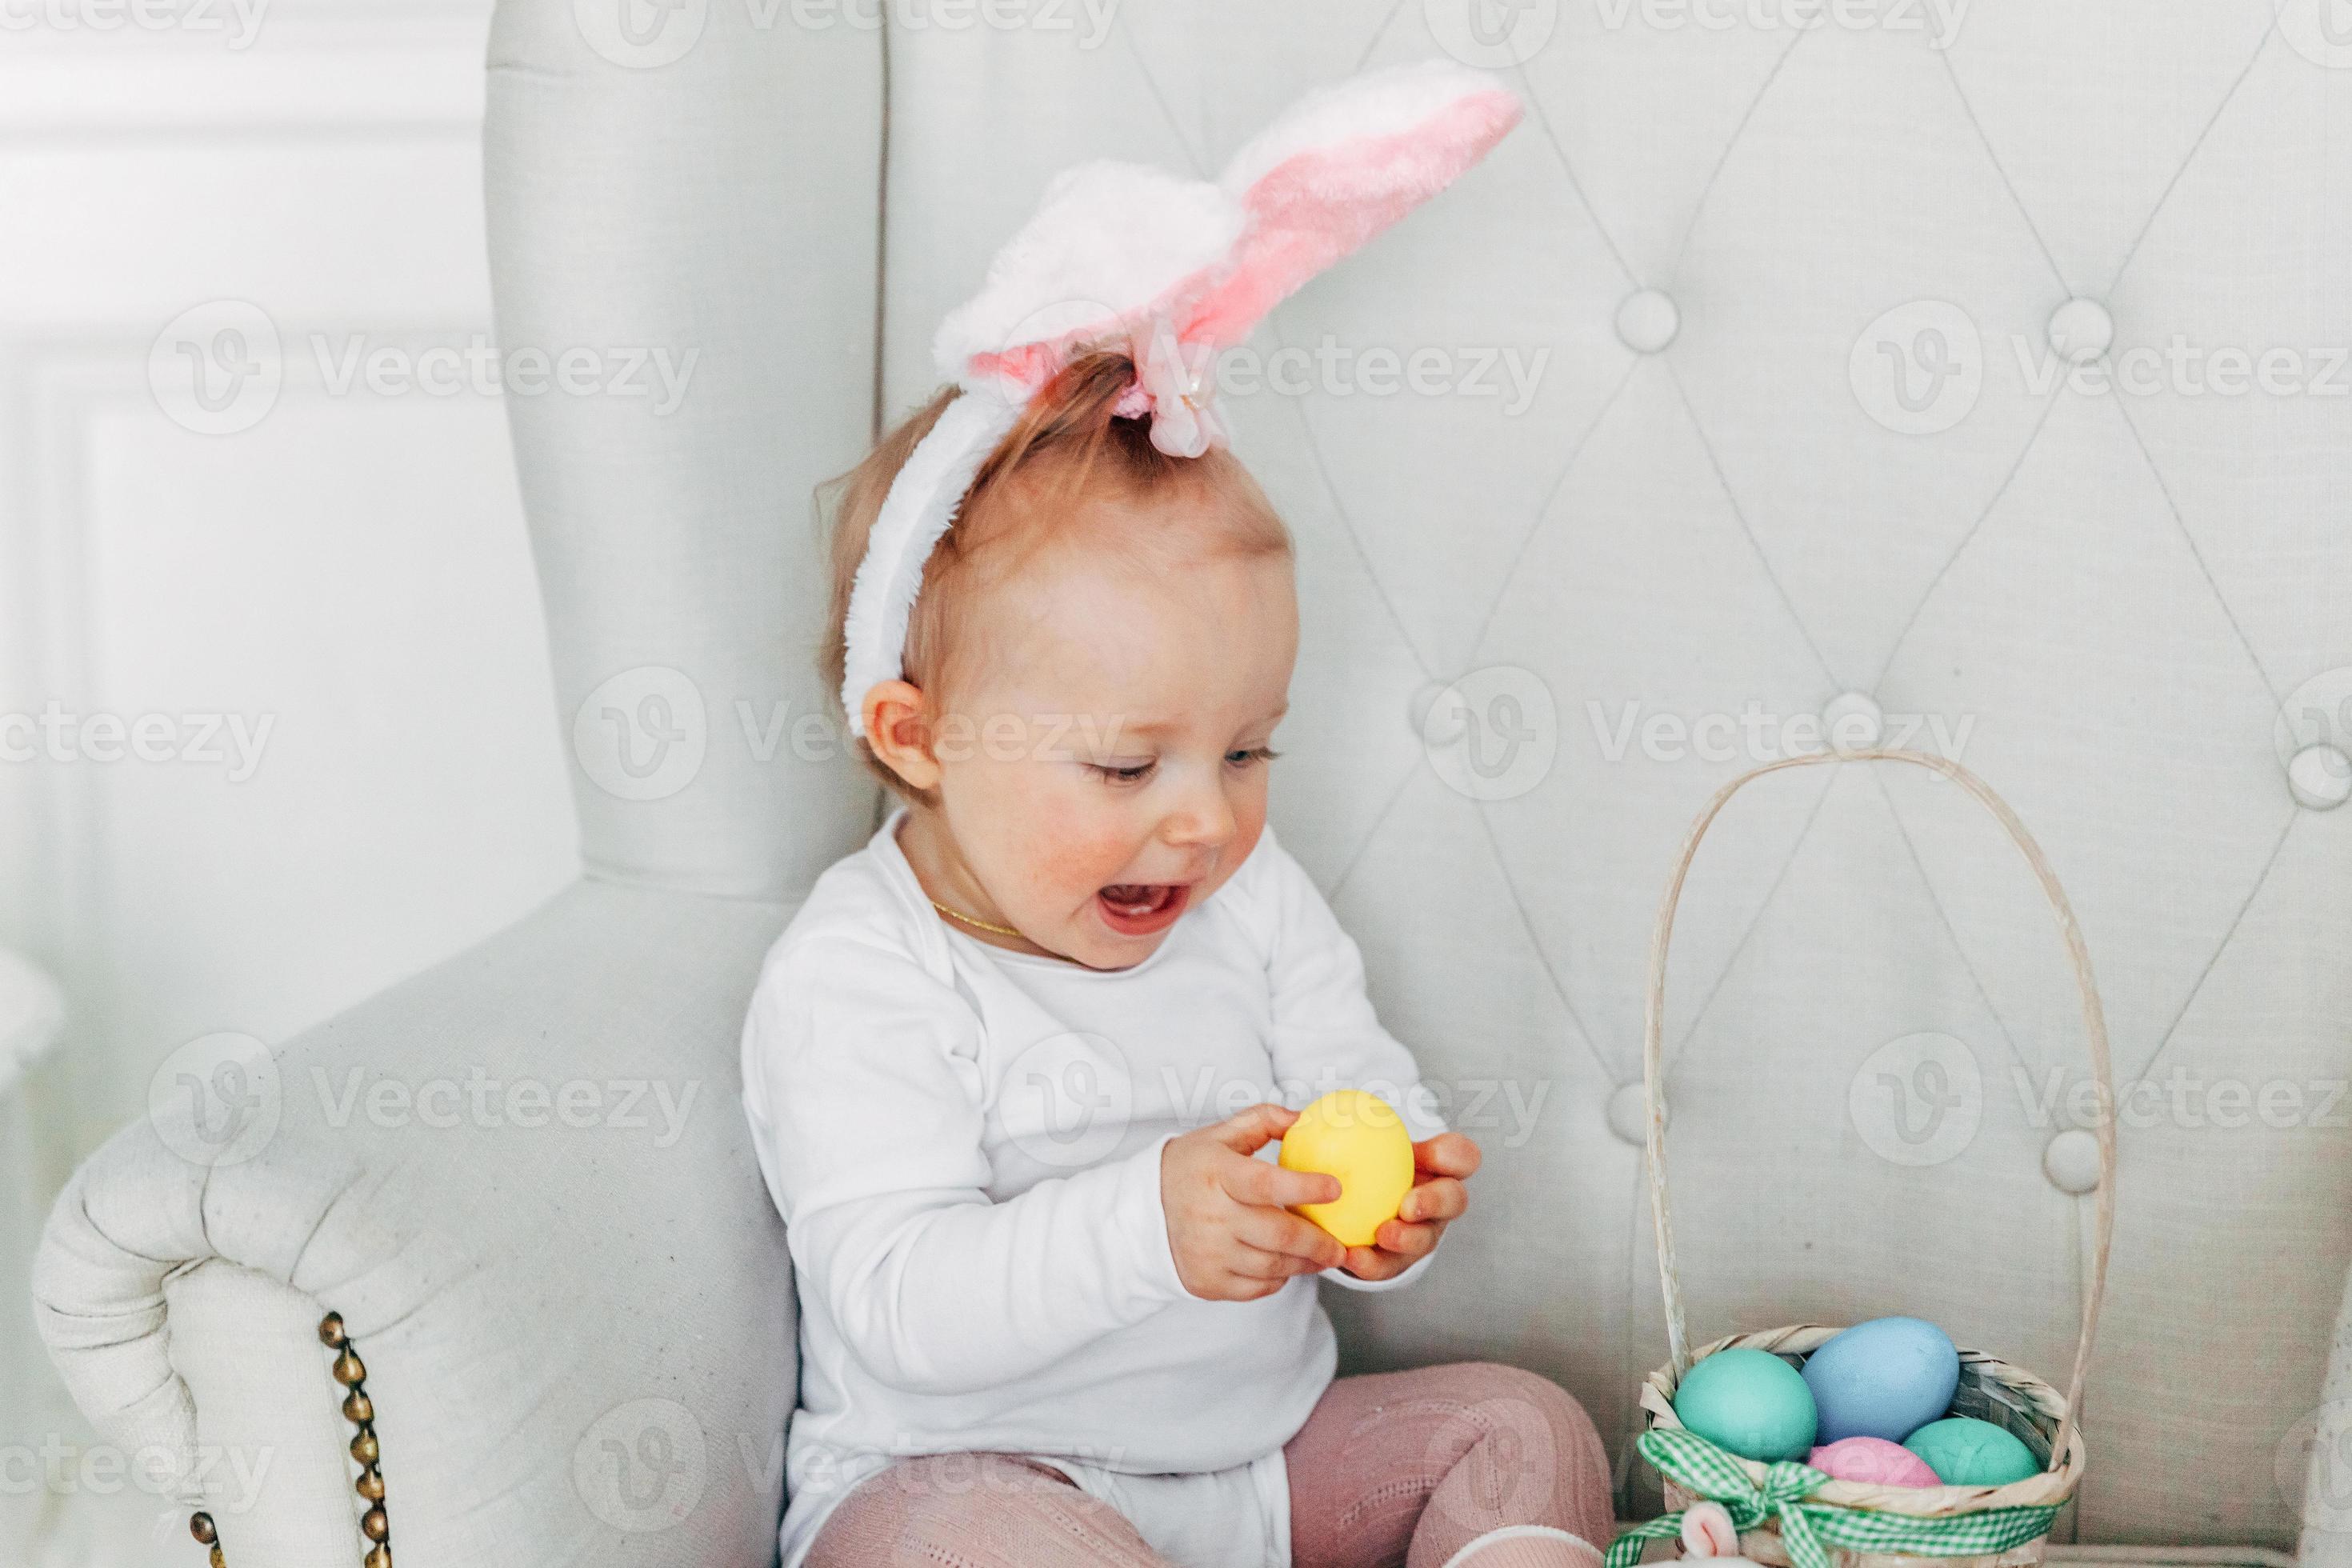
top-left (991, 782), bottom-right (1123, 894)
top-left (1028, 822), bottom-right (1131, 897)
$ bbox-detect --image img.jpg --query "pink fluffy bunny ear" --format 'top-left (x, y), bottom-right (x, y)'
top-left (1185, 60), bottom-right (1525, 353)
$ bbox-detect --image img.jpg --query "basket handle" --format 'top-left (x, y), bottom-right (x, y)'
top-left (1641, 747), bottom-right (2114, 1469)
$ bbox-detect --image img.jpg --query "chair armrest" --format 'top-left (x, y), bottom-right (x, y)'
top-left (34, 878), bottom-right (796, 1568)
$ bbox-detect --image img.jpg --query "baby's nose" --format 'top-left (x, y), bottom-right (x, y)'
top-left (1161, 785), bottom-right (1237, 847)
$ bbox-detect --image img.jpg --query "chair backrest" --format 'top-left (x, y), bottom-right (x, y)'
top-left (486, 0), bottom-right (884, 901)
top-left (489, 5), bottom-right (2352, 1550)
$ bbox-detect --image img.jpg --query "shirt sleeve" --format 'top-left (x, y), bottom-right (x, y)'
top-left (1240, 831), bottom-right (1449, 1293)
top-left (739, 932), bottom-right (1190, 1396)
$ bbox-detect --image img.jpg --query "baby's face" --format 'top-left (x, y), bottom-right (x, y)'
top-left (923, 506), bottom-right (1298, 970)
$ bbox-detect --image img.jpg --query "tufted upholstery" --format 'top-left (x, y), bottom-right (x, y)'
top-left (33, 1), bottom-right (2352, 1563)
top-left (879, 6), bottom-right (2352, 1546)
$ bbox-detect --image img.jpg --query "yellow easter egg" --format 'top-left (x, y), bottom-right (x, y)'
top-left (1279, 1090), bottom-right (1414, 1248)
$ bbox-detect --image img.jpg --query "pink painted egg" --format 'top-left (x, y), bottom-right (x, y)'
top-left (1808, 1436), bottom-right (1942, 1487)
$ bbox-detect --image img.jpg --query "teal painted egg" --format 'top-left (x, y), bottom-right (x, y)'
top-left (1673, 1348), bottom-right (1818, 1462)
top-left (1902, 1418), bottom-right (2040, 1486)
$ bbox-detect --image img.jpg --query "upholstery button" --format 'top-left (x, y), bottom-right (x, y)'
top-left (1615, 290), bottom-right (1679, 354)
top-left (2288, 742), bottom-right (2352, 810)
top-left (2046, 298), bottom-right (2113, 365)
top-left (2042, 1127), bottom-right (2102, 1194)
top-left (1821, 690), bottom-right (1883, 751)
top-left (1606, 1082), bottom-right (1661, 1146)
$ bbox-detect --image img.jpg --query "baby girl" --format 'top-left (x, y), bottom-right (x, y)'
top-left (738, 62), bottom-right (1614, 1568)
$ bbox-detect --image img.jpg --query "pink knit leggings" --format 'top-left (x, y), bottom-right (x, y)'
top-left (805, 1361), bottom-right (1615, 1568)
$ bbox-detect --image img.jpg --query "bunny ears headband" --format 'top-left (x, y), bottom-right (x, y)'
top-left (838, 59), bottom-right (1526, 740)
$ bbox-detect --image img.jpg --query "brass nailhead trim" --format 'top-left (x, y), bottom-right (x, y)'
top-left (320, 1310), bottom-right (391, 1568)
top-left (186, 1308), bottom-right (394, 1566)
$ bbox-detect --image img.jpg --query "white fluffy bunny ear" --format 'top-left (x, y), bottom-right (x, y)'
top-left (933, 159), bottom-right (1246, 399)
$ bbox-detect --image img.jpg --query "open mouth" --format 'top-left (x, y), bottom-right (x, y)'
top-left (1094, 882), bottom-right (1190, 937)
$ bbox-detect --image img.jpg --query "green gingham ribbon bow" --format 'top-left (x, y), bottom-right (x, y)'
top-left (1604, 1429), bottom-right (2062, 1568)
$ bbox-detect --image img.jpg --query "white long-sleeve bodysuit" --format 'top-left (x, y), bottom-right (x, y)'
top-left (739, 810), bottom-right (1446, 1568)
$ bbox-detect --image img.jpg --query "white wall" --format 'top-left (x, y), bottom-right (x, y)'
top-left (0, 6), bottom-right (581, 1561)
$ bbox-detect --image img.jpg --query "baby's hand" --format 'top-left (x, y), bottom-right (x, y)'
top-left (1159, 1104), bottom-right (1346, 1301)
top-left (1336, 1131), bottom-right (1478, 1283)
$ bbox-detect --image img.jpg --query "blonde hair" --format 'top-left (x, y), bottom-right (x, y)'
top-left (818, 348), bottom-right (1293, 798)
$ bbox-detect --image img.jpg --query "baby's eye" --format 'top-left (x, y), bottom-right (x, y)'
top-left (1090, 760), bottom-right (1157, 784)
top-left (1226, 746), bottom-right (1279, 769)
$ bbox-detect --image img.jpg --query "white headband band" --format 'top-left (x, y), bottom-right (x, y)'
top-left (838, 58), bottom-right (1525, 742)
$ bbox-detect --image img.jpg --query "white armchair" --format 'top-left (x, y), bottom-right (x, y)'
top-left (32, 2), bottom-right (2352, 1566)
top-left (2, 948), bottom-right (66, 1567)
top-left (34, 3), bottom-right (879, 1564)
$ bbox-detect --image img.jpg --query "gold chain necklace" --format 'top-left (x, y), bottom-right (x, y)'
top-left (929, 898), bottom-right (1025, 939)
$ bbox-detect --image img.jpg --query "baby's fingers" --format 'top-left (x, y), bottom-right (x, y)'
top-left (1398, 1177), bottom-right (1467, 1226)
top-left (1221, 1151), bottom-right (1339, 1210)
top-left (1230, 1203), bottom-right (1346, 1270)
top-left (1368, 1217), bottom-right (1444, 1259)
top-left (1414, 1131), bottom-right (1482, 1179)
top-left (1228, 1240), bottom-right (1328, 1283)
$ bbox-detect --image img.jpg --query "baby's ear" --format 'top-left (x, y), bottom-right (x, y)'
top-left (861, 680), bottom-right (942, 791)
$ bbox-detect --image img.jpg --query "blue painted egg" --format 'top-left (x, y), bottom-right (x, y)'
top-left (1800, 1317), bottom-right (1961, 1444)
top-left (1673, 1348), bottom-right (1818, 1462)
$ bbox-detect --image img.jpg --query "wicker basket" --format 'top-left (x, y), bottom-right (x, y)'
top-left (1627, 748), bottom-right (2114, 1568)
